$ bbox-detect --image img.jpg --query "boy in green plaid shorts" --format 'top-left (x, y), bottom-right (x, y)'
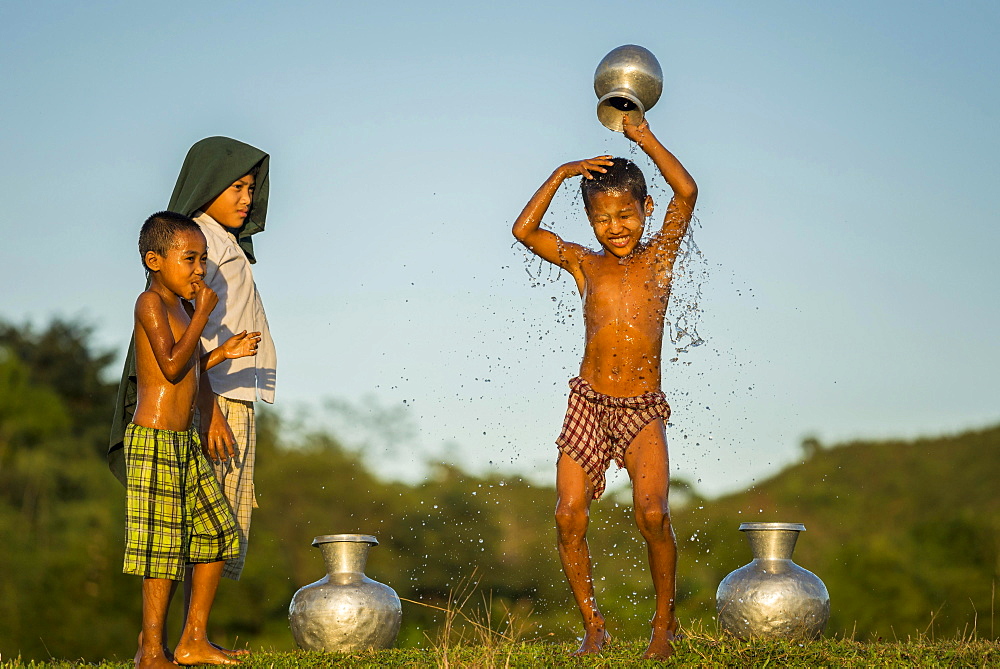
top-left (127, 211), bottom-right (260, 668)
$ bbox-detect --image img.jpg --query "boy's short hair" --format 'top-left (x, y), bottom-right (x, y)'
top-left (138, 211), bottom-right (201, 271)
top-left (580, 157), bottom-right (648, 210)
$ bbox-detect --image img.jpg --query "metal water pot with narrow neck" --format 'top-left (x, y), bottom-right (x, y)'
top-left (288, 534), bottom-right (402, 652)
top-left (594, 44), bottom-right (664, 132)
top-left (716, 522), bottom-right (830, 639)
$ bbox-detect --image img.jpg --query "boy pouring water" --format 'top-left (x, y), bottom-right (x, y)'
top-left (512, 116), bottom-right (697, 660)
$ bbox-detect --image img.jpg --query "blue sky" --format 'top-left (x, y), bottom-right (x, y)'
top-left (2, 1), bottom-right (997, 497)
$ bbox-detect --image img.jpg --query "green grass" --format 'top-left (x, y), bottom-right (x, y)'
top-left (4, 634), bottom-right (998, 668)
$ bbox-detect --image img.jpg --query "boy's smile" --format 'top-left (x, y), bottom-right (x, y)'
top-left (146, 229), bottom-right (208, 300)
top-left (203, 173), bottom-right (255, 230)
top-left (586, 190), bottom-right (654, 258)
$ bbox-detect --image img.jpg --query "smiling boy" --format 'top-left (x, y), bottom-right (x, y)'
top-left (512, 117), bottom-right (697, 660)
top-left (128, 211), bottom-right (260, 668)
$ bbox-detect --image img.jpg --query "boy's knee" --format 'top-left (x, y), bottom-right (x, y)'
top-left (555, 502), bottom-right (588, 536)
top-left (635, 498), bottom-right (671, 535)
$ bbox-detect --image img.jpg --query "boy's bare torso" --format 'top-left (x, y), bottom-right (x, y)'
top-left (578, 244), bottom-right (673, 397)
top-left (133, 293), bottom-right (200, 432)
top-left (513, 120), bottom-right (695, 404)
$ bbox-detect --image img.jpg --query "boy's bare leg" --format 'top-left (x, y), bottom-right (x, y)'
top-left (173, 561), bottom-right (241, 666)
top-left (136, 581), bottom-right (179, 663)
top-left (624, 418), bottom-right (679, 660)
top-left (134, 631), bottom-right (173, 665)
top-left (136, 569), bottom-right (248, 659)
top-left (137, 577), bottom-right (178, 669)
top-left (555, 453), bottom-right (609, 655)
top-left (182, 566), bottom-right (250, 656)
top-left (135, 625), bottom-right (173, 663)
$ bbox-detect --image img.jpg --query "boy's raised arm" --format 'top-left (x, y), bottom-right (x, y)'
top-left (623, 118), bottom-right (698, 244)
top-left (513, 158), bottom-right (612, 287)
top-left (135, 282), bottom-right (217, 382)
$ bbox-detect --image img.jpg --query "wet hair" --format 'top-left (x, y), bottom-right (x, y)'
top-left (138, 211), bottom-right (201, 271)
top-left (580, 157), bottom-right (648, 210)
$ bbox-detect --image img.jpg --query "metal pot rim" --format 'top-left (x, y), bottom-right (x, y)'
top-left (738, 522), bottom-right (806, 532)
top-left (312, 533), bottom-right (379, 546)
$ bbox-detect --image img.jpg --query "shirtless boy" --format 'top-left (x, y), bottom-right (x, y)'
top-left (127, 211), bottom-right (260, 668)
top-left (512, 116), bottom-right (697, 660)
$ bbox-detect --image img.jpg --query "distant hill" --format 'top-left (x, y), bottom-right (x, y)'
top-left (672, 424), bottom-right (1000, 639)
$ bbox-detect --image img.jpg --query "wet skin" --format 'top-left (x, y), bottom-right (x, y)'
top-left (137, 566), bottom-right (242, 668)
top-left (513, 117), bottom-right (696, 658)
top-left (578, 189), bottom-right (669, 398)
top-left (133, 229), bottom-right (260, 431)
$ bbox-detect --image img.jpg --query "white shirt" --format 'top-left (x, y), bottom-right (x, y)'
top-left (194, 211), bottom-right (277, 404)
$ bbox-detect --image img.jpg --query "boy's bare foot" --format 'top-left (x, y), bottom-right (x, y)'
top-left (571, 620), bottom-right (610, 656)
top-left (642, 625), bottom-right (681, 661)
top-left (135, 632), bottom-right (174, 665)
top-left (174, 638), bottom-right (242, 666)
top-left (212, 642), bottom-right (250, 656)
top-left (135, 646), bottom-right (176, 669)
top-left (136, 629), bottom-right (245, 660)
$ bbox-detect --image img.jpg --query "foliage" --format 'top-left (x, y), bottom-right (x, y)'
top-left (0, 318), bottom-right (998, 663)
top-left (0, 320), bottom-right (130, 660)
top-left (0, 320), bottom-right (117, 450)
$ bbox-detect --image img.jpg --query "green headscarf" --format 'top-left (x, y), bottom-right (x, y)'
top-left (168, 136), bottom-right (270, 263)
top-left (108, 137), bottom-right (270, 484)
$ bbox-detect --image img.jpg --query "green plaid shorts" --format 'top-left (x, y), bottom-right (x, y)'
top-left (123, 423), bottom-right (239, 580)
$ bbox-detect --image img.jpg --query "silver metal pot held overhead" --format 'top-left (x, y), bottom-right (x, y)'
top-left (594, 45), bottom-right (663, 132)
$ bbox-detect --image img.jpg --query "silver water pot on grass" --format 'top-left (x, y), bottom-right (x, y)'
top-left (716, 522), bottom-right (830, 639)
top-left (288, 534), bottom-right (401, 652)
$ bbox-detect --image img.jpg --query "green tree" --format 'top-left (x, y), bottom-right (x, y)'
top-left (0, 320), bottom-right (133, 661)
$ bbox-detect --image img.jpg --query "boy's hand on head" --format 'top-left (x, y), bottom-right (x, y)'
top-left (622, 116), bottom-right (650, 145)
top-left (192, 280), bottom-right (219, 316)
top-left (222, 330), bottom-right (261, 359)
top-left (559, 156), bottom-right (615, 181)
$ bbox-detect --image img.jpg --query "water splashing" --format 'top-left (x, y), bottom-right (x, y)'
top-left (666, 217), bottom-right (707, 357)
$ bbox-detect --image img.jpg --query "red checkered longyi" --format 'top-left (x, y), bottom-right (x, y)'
top-left (556, 377), bottom-right (671, 500)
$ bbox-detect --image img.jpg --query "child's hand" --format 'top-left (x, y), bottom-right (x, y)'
top-left (221, 330), bottom-right (262, 359)
top-left (622, 116), bottom-right (651, 145)
top-left (559, 156), bottom-right (615, 180)
top-left (192, 280), bottom-right (219, 315)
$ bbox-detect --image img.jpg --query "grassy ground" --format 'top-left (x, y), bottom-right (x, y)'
top-left (3, 633), bottom-right (998, 667)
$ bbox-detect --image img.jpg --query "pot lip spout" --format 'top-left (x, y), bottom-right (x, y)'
top-left (739, 522), bottom-right (806, 532)
top-left (311, 533), bottom-right (378, 547)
